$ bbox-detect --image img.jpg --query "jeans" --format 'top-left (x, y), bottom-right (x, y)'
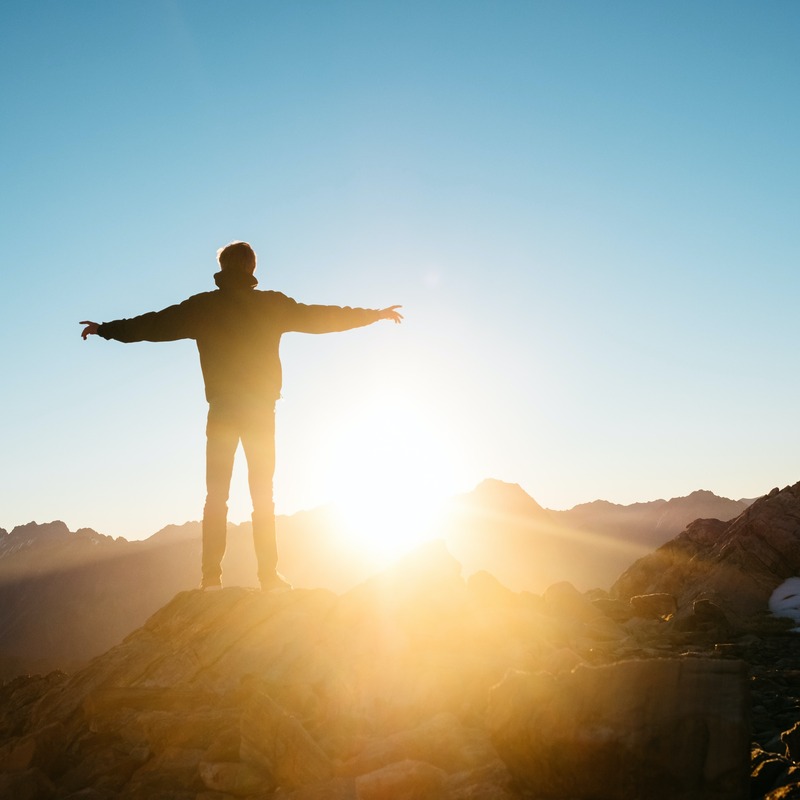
top-left (202, 399), bottom-right (277, 585)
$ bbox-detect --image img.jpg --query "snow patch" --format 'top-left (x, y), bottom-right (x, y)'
top-left (769, 577), bottom-right (800, 631)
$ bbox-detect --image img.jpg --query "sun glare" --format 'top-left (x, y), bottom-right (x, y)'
top-left (323, 395), bottom-right (461, 567)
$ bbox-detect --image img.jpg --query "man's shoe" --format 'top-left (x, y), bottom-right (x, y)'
top-left (261, 572), bottom-right (292, 593)
top-left (201, 581), bottom-right (223, 592)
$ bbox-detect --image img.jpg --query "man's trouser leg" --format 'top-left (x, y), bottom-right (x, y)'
top-left (240, 403), bottom-right (277, 584)
top-left (203, 404), bottom-right (239, 587)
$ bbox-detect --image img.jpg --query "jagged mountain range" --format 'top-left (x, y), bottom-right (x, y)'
top-left (438, 480), bottom-right (750, 594)
top-left (0, 480), bottom-right (752, 678)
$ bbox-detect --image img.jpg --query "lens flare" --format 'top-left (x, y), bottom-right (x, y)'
top-left (322, 395), bottom-right (462, 567)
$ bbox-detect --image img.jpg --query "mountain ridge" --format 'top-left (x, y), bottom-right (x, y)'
top-left (0, 479), bottom-right (757, 679)
top-left (0, 480), bottom-right (752, 550)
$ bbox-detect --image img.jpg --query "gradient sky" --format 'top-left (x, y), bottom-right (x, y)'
top-left (2, 1), bottom-right (798, 541)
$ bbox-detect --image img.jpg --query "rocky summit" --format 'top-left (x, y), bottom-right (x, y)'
top-left (0, 538), bottom-right (792, 800)
top-left (1, 482), bottom-right (799, 799)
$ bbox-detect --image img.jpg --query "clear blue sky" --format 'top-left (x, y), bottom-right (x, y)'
top-left (2, 1), bottom-right (798, 540)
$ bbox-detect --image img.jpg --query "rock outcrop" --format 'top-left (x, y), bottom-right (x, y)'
top-left (0, 540), bottom-right (760, 799)
top-left (612, 482), bottom-right (800, 624)
top-left (487, 659), bottom-right (749, 799)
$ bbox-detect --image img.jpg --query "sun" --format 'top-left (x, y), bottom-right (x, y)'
top-left (321, 394), bottom-right (462, 567)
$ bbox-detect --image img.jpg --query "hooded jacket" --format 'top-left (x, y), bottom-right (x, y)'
top-left (98, 272), bottom-right (382, 404)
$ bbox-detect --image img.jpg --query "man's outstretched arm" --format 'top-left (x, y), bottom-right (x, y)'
top-left (79, 299), bottom-right (197, 343)
top-left (283, 299), bottom-right (403, 334)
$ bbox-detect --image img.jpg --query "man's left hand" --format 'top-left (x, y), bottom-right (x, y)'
top-left (378, 306), bottom-right (403, 324)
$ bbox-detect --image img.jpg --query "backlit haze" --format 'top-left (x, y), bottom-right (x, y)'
top-left (2, 2), bottom-right (799, 549)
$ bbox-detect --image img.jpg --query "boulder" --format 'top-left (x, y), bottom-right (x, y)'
top-left (444, 760), bottom-right (517, 799)
top-left (0, 672), bottom-right (68, 740)
top-left (487, 657), bottom-right (750, 799)
top-left (198, 759), bottom-right (272, 795)
top-left (752, 746), bottom-right (794, 798)
top-left (629, 592), bottom-right (677, 620)
top-left (673, 599), bottom-right (733, 636)
top-left (122, 745), bottom-right (206, 796)
top-left (354, 759), bottom-right (448, 800)
top-left (56, 731), bottom-right (145, 796)
top-left (0, 767), bottom-right (56, 800)
top-left (0, 721), bottom-right (67, 774)
top-left (240, 690), bottom-right (332, 790)
top-left (784, 722), bottom-right (800, 762)
top-left (592, 596), bottom-right (633, 622)
top-left (766, 784), bottom-right (800, 799)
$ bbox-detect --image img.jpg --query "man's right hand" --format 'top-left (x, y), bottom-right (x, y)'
top-left (80, 321), bottom-right (99, 340)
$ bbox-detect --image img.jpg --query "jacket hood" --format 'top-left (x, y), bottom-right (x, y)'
top-left (214, 270), bottom-right (258, 290)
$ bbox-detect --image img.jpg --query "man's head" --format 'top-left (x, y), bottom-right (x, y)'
top-left (217, 241), bottom-right (257, 274)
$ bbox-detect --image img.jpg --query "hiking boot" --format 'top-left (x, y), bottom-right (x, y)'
top-left (261, 572), bottom-right (292, 593)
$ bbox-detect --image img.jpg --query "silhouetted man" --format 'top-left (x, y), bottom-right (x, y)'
top-left (81, 241), bottom-right (402, 592)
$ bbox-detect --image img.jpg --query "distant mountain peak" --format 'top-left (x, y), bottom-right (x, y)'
top-left (8, 520), bottom-right (70, 539)
top-left (472, 478), bottom-right (536, 500)
top-left (674, 489), bottom-right (725, 502)
top-left (467, 479), bottom-right (547, 515)
top-left (0, 521), bottom-right (72, 561)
